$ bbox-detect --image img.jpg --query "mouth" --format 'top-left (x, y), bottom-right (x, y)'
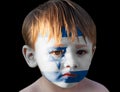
top-left (63, 73), bottom-right (77, 77)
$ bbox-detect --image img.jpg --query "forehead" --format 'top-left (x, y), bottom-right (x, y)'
top-left (61, 27), bottom-right (82, 37)
top-left (35, 27), bottom-right (92, 47)
top-left (36, 36), bottom-right (92, 49)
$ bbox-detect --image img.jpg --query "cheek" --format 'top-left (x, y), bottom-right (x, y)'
top-left (35, 52), bottom-right (59, 72)
top-left (77, 54), bottom-right (93, 70)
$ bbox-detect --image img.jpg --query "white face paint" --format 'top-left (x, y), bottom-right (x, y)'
top-left (34, 29), bottom-right (94, 88)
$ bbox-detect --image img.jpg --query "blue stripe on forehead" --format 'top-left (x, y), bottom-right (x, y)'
top-left (61, 27), bottom-right (83, 37)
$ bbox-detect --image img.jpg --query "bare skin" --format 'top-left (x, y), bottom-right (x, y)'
top-left (19, 77), bottom-right (109, 92)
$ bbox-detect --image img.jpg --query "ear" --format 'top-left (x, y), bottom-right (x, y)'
top-left (92, 46), bottom-right (96, 55)
top-left (22, 45), bottom-right (37, 68)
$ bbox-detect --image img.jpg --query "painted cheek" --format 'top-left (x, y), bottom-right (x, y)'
top-left (48, 47), bottom-right (67, 69)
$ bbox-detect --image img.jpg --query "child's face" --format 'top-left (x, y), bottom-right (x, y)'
top-left (34, 28), bottom-right (94, 88)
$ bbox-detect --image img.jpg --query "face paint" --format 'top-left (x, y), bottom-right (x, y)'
top-left (61, 27), bottom-right (83, 37)
top-left (48, 47), bottom-right (67, 69)
top-left (34, 28), bottom-right (93, 88)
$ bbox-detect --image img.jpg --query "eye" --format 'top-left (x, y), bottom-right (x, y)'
top-left (50, 50), bottom-right (63, 57)
top-left (76, 50), bottom-right (87, 56)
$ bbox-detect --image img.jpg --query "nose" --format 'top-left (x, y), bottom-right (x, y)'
top-left (63, 52), bottom-right (78, 69)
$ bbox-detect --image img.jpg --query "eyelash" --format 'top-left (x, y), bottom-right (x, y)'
top-left (49, 50), bottom-right (64, 57)
top-left (49, 49), bottom-right (87, 57)
top-left (76, 50), bottom-right (87, 56)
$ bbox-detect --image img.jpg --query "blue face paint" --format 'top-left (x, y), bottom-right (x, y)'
top-left (47, 27), bottom-right (83, 69)
top-left (61, 27), bottom-right (83, 37)
top-left (41, 27), bottom-right (87, 86)
top-left (48, 47), bottom-right (67, 69)
top-left (42, 70), bottom-right (88, 83)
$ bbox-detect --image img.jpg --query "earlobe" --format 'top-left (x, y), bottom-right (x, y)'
top-left (22, 45), bottom-right (37, 68)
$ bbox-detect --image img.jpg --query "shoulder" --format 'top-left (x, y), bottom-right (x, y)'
top-left (19, 79), bottom-right (41, 92)
top-left (84, 78), bottom-right (110, 92)
top-left (78, 78), bottom-right (110, 92)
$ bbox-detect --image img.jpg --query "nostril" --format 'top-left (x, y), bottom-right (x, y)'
top-left (65, 65), bottom-right (77, 68)
top-left (74, 65), bottom-right (77, 68)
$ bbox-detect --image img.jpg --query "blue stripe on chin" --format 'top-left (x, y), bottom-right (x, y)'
top-left (42, 70), bottom-right (88, 83)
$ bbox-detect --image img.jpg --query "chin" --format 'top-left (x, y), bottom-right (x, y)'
top-left (53, 82), bottom-right (78, 88)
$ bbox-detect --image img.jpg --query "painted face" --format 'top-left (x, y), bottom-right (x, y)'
top-left (34, 28), bottom-right (94, 88)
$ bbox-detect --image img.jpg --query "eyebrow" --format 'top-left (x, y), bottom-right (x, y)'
top-left (48, 47), bottom-right (67, 53)
top-left (54, 43), bottom-right (64, 47)
top-left (75, 45), bottom-right (87, 48)
top-left (53, 44), bottom-right (87, 49)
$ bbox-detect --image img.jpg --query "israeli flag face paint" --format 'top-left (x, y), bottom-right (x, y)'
top-left (35, 28), bottom-right (94, 88)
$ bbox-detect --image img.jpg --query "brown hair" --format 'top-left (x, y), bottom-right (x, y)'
top-left (22, 0), bottom-right (96, 49)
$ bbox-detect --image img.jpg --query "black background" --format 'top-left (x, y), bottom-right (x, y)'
top-left (14, 0), bottom-right (118, 91)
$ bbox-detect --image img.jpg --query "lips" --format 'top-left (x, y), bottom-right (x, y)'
top-left (63, 73), bottom-right (77, 77)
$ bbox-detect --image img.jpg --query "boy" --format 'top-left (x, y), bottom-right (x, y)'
top-left (20, 0), bottom-right (109, 92)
